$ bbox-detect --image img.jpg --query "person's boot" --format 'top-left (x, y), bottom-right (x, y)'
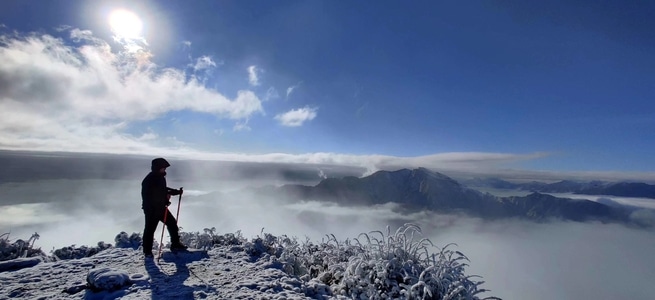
top-left (170, 241), bottom-right (188, 251)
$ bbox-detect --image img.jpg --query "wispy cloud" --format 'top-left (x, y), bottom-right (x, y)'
top-left (69, 28), bottom-right (94, 42)
top-left (274, 106), bottom-right (318, 127)
top-left (182, 40), bottom-right (191, 47)
top-left (248, 65), bottom-right (262, 86)
top-left (54, 25), bottom-right (71, 32)
top-left (264, 87), bottom-right (279, 101)
top-left (192, 55), bottom-right (219, 71)
top-left (356, 102), bottom-right (369, 117)
top-left (286, 82), bottom-right (301, 100)
top-left (233, 120), bottom-right (251, 132)
top-left (156, 150), bottom-right (655, 182)
top-left (0, 28), bottom-right (263, 154)
top-left (137, 128), bottom-right (158, 141)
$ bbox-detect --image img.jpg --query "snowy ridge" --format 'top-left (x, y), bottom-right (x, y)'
top-left (0, 224), bottom-right (499, 299)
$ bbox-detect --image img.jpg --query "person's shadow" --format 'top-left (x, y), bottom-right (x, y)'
top-left (144, 251), bottom-right (215, 299)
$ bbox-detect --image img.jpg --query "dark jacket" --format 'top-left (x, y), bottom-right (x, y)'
top-left (141, 172), bottom-right (181, 212)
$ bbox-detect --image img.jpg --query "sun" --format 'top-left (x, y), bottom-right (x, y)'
top-left (109, 9), bottom-right (143, 39)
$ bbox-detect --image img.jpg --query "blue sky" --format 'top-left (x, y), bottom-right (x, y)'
top-left (1, 0), bottom-right (654, 178)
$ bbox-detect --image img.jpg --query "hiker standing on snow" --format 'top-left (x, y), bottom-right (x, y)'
top-left (141, 157), bottom-right (187, 257)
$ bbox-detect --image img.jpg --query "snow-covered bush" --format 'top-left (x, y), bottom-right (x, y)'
top-left (244, 230), bottom-right (290, 258)
top-left (114, 232), bottom-right (142, 249)
top-left (2, 225), bottom-right (499, 299)
top-left (0, 232), bottom-right (48, 262)
top-left (51, 242), bottom-right (112, 260)
top-left (112, 228), bottom-right (244, 251)
top-left (238, 224), bottom-right (500, 300)
top-left (178, 227), bottom-right (245, 249)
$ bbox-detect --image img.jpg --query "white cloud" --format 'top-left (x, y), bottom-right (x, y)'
top-left (192, 55), bottom-right (218, 71)
top-left (161, 150), bottom-right (654, 182)
top-left (2, 31), bottom-right (653, 184)
top-left (137, 128), bottom-right (158, 141)
top-left (248, 65), bottom-right (262, 86)
top-left (54, 25), bottom-right (72, 32)
top-left (264, 87), bottom-right (279, 101)
top-left (274, 106), bottom-right (317, 127)
top-left (0, 29), bottom-right (264, 154)
top-left (233, 120), bottom-right (251, 132)
top-left (286, 82), bottom-right (301, 100)
top-left (69, 28), bottom-right (95, 43)
top-left (182, 40), bottom-right (191, 47)
top-left (164, 136), bottom-right (187, 147)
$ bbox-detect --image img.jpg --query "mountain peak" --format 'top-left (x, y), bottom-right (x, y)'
top-left (263, 168), bottom-right (637, 225)
top-left (371, 167), bottom-right (453, 181)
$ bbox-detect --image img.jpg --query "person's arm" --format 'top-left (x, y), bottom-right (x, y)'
top-left (167, 187), bottom-right (183, 196)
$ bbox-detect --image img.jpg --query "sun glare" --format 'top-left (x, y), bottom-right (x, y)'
top-left (109, 9), bottom-right (143, 39)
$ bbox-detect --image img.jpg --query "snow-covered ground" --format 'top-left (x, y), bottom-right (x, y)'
top-left (0, 225), bottom-right (494, 300)
top-left (1, 247), bottom-right (317, 299)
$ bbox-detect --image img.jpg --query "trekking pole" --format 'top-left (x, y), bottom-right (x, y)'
top-left (175, 187), bottom-right (183, 222)
top-left (157, 206), bottom-right (168, 261)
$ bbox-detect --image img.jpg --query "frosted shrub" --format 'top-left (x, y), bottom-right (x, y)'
top-left (114, 228), bottom-right (245, 251)
top-left (0, 232), bottom-right (47, 261)
top-left (179, 227), bottom-right (245, 250)
top-left (244, 230), bottom-right (292, 258)
top-left (255, 224), bottom-right (499, 300)
top-left (51, 242), bottom-right (112, 260)
top-left (2, 225), bottom-right (498, 299)
top-left (114, 232), bottom-right (142, 249)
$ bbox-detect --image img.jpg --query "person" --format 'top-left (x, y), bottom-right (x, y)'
top-left (141, 157), bottom-right (187, 257)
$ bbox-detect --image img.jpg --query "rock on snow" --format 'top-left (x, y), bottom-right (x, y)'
top-left (0, 257), bottom-right (43, 272)
top-left (86, 267), bottom-right (131, 291)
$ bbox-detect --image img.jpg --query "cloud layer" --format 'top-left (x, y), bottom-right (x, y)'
top-left (0, 29), bottom-right (263, 152)
top-left (4, 177), bottom-right (655, 300)
top-left (2, 28), bottom-right (653, 182)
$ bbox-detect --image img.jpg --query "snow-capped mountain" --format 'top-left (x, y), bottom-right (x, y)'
top-left (257, 168), bottom-right (644, 225)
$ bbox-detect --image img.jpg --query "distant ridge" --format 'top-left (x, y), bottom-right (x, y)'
top-left (254, 168), bottom-right (647, 226)
top-left (463, 177), bottom-right (655, 199)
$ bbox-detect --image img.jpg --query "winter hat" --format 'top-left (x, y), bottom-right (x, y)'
top-left (151, 158), bottom-right (171, 171)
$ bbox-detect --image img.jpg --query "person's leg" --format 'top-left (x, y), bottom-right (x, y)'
top-left (142, 209), bottom-right (160, 255)
top-left (163, 209), bottom-right (182, 246)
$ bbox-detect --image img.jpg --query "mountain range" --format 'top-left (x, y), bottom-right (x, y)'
top-left (251, 168), bottom-right (652, 226)
top-left (463, 177), bottom-right (655, 198)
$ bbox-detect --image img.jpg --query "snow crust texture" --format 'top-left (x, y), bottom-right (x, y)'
top-left (0, 257), bottom-right (43, 272)
top-left (0, 247), bottom-right (319, 299)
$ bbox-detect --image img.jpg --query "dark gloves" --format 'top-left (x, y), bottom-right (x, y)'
top-left (168, 188), bottom-right (183, 196)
